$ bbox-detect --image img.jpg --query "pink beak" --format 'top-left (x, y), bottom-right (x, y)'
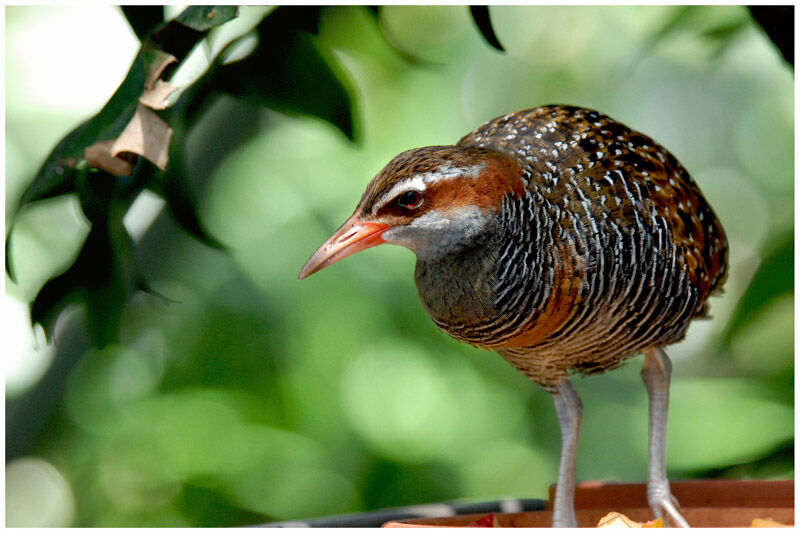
top-left (298, 212), bottom-right (389, 280)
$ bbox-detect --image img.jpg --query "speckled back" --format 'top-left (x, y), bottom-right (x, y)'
top-left (447, 105), bottom-right (728, 385)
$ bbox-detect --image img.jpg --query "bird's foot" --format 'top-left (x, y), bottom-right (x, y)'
top-left (648, 486), bottom-right (689, 527)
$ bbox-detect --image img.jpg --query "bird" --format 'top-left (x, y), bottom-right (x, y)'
top-left (298, 105), bottom-right (728, 527)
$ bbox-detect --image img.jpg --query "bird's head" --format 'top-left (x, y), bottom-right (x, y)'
top-left (298, 145), bottom-right (524, 279)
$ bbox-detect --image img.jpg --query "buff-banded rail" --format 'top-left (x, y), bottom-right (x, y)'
top-left (300, 105), bottom-right (728, 527)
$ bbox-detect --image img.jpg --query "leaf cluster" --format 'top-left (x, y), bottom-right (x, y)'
top-left (6, 5), bottom-right (503, 349)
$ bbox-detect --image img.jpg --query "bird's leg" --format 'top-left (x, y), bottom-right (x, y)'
top-left (551, 379), bottom-right (582, 527)
top-left (641, 347), bottom-right (689, 528)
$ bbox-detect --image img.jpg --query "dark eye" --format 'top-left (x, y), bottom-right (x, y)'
top-left (396, 190), bottom-right (424, 209)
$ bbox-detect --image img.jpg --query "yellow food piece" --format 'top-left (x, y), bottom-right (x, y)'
top-left (751, 517), bottom-right (788, 527)
top-left (597, 512), bottom-right (663, 528)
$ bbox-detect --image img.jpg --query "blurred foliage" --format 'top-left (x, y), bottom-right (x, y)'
top-left (723, 232), bottom-right (793, 344)
top-left (6, 5), bottom-right (351, 347)
top-left (5, 5), bottom-right (793, 527)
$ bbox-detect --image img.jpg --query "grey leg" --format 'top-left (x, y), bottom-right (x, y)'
top-left (551, 379), bottom-right (582, 527)
top-left (641, 347), bottom-right (689, 528)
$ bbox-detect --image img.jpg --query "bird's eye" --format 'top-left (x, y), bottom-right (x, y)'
top-left (396, 190), bottom-right (424, 209)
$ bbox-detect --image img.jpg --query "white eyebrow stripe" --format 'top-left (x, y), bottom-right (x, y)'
top-left (372, 162), bottom-right (485, 214)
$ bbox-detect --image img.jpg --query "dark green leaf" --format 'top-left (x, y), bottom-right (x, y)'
top-left (121, 6), bottom-right (164, 40)
top-left (149, 21), bottom-right (202, 61)
top-left (469, 6), bottom-right (504, 52)
top-left (13, 9), bottom-right (240, 217)
top-left (16, 118), bottom-right (99, 211)
top-left (723, 231), bottom-right (793, 344)
top-left (31, 170), bottom-right (142, 347)
top-left (216, 7), bottom-right (354, 139)
top-left (14, 51), bottom-right (147, 216)
top-left (30, 222), bottom-right (135, 347)
top-left (175, 5), bottom-right (239, 32)
top-left (30, 262), bottom-right (82, 340)
top-left (8, 63), bottom-right (147, 271)
top-left (18, 165), bottom-right (79, 207)
top-left (83, 223), bottom-right (137, 348)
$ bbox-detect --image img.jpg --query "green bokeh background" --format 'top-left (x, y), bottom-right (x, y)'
top-left (5, 5), bottom-right (793, 527)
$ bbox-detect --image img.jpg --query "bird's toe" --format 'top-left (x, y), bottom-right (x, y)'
top-left (648, 491), bottom-right (689, 528)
